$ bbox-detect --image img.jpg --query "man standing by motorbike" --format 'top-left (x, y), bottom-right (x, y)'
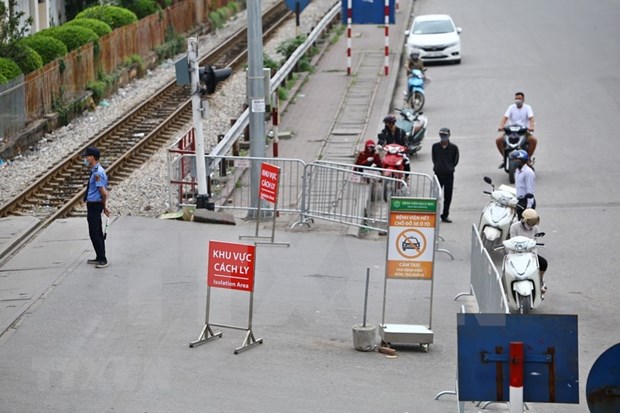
top-left (496, 92), bottom-right (538, 167)
top-left (355, 139), bottom-right (383, 170)
top-left (511, 150), bottom-right (536, 219)
top-left (378, 115), bottom-right (410, 172)
top-left (432, 128), bottom-right (460, 223)
top-left (510, 209), bottom-right (548, 293)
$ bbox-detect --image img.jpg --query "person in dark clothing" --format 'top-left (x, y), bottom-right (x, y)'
top-left (82, 146), bottom-right (110, 268)
top-left (431, 127), bottom-right (459, 223)
top-left (378, 115), bottom-right (410, 172)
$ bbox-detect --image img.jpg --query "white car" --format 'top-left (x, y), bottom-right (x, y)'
top-left (405, 14), bottom-right (462, 64)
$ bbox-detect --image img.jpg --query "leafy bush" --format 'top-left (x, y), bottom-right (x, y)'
top-left (75, 5), bottom-right (138, 29)
top-left (276, 35), bottom-right (306, 63)
top-left (20, 35), bottom-right (68, 65)
top-left (0, 57), bottom-right (22, 81)
top-left (37, 26), bottom-right (99, 51)
top-left (121, 0), bottom-right (161, 19)
top-left (86, 79), bottom-right (106, 101)
top-left (0, 73), bottom-right (7, 84)
top-left (65, 18), bottom-right (112, 37)
top-left (11, 44), bottom-right (43, 74)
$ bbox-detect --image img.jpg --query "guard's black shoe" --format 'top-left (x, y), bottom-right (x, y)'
top-left (498, 162), bottom-right (504, 169)
top-left (441, 216), bottom-right (452, 223)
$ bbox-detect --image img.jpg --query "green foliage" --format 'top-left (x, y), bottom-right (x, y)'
top-left (208, 11), bottom-right (224, 29)
top-left (0, 73), bottom-right (7, 84)
top-left (0, 57), bottom-right (22, 81)
top-left (19, 35), bottom-right (68, 65)
top-left (277, 86), bottom-right (288, 101)
top-left (226, 2), bottom-right (239, 14)
top-left (122, 0), bottom-right (161, 19)
top-left (0, 0), bottom-right (33, 68)
top-left (11, 43), bottom-right (43, 74)
top-left (86, 79), bottom-right (106, 101)
top-left (155, 27), bottom-right (184, 60)
top-left (38, 25), bottom-right (99, 51)
top-left (75, 5), bottom-right (138, 29)
top-left (297, 56), bottom-right (314, 73)
top-left (276, 35), bottom-right (307, 63)
top-left (65, 18), bottom-right (112, 37)
top-left (263, 53), bottom-right (279, 73)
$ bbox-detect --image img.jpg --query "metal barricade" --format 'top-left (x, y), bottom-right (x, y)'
top-left (456, 224), bottom-right (510, 314)
top-left (297, 160), bottom-right (440, 231)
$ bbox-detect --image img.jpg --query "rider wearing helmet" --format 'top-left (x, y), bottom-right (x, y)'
top-left (511, 149), bottom-right (536, 218)
top-left (355, 139), bottom-right (383, 170)
top-left (407, 49), bottom-right (425, 72)
top-left (378, 115), bottom-right (410, 172)
top-left (510, 208), bottom-right (548, 293)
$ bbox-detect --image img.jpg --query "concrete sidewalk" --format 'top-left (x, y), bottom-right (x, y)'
top-left (0, 2), bottom-right (480, 412)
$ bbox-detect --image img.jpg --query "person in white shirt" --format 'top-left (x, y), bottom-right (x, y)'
top-left (495, 92), bottom-right (538, 167)
top-left (511, 150), bottom-right (536, 219)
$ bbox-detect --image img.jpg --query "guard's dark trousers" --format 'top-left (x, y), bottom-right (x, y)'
top-left (87, 202), bottom-right (106, 262)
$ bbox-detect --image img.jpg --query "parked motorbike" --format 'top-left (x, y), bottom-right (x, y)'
top-left (378, 143), bottom-right (409, 202)
top-left (479, 176), bottom-right (519, 252)
top-left (403, 69), bottom-right (429, 112)
top-left (499, 124), bottom-right (530, 183)
top-left (497, 233), bottom-right (546, 314)
top-left (395, 107), bottom-right (428, 156)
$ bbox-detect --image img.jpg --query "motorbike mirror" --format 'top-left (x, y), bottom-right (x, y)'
top-left (483, 176), bottom-right (492, 184)
top-left (525, 193), bottom-right (534, 199)
top-left (535, 232), bottom-right (546, 237)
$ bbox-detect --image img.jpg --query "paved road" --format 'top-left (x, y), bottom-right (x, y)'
top-left (402, 0), bottom-right (620, 411)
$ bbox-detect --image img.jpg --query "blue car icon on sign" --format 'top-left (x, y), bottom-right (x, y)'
top-left (402, 236), bottom-right (421, 251)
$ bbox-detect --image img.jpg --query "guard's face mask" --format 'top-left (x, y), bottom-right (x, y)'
top-left (515, 99), bottom-right (524, 108)
top-left (83, 158), bottom-right (90, 167)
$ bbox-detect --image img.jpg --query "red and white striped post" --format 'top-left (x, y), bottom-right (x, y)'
top-left (384, 0), bottom-right (389, 75)
top-left (396, 0), bottom-right (399, 12)
top-left (346, 0), bottom-right (352, 76)
top-left (509, 342), bottom-right (525, 413)
top-left (272, 94), bottom-right (279, 157)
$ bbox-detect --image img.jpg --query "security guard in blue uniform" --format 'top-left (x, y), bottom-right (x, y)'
top-left (82, 146), bottom-right (110, 268)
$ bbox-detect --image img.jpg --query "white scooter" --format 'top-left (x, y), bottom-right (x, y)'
top-left (498, 234), bottom-right (545, 314)
top-left (479, 176), bottom-right (519, 253)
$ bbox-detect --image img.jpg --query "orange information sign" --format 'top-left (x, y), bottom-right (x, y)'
top-left (386, 198), bottom-right (437, 280)
top-left (207, 241), bottom-right (256, 292)
top-left (259, 162), bottom-right (280, 204)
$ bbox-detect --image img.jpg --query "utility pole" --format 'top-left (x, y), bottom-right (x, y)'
top-left (247, 0), bottom-right (267, 214)
top-left (187, 37), bottom-right (210, 209)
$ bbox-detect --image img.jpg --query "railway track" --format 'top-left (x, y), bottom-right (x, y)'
top-left (0, 1), bottom-right (292, 262)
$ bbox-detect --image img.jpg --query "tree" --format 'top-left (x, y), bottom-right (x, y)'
top-left (0, 0), bottom-right (33, 66)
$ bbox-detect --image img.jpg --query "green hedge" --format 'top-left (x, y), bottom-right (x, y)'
top-left (121, 0), bottom-right (161, 19)
top-left (20, 35), bottom-right (68, 65)
top-left (11, 44), bottom-right (44, 74)
top-left (65, 18), bottom-right (113, 37)
top-left (37, 26), bottom-right (99, 52)
top-left (0, 58), bottom-right (22, 81)
top-left (75, 5), bottom-right (138, 29)
top-left (0, 73), bottom-right (7, 85)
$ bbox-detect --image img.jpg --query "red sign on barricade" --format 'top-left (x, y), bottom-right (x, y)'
top-left (259, 163), bottom-right (280, 204)
top-left (207, 241), bottom-right (256, 292)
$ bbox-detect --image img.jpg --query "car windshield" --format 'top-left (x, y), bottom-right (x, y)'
top-left (412, 20), bottom-right (454, 35)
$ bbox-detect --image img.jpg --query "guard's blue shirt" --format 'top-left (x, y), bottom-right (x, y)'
top-left (85, 163), bottom-right (108, 202)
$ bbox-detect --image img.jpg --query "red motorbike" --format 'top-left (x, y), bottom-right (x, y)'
top-left (379, 143), bottom-right (409, 202)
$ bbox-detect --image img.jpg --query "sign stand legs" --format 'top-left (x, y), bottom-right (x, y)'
top-left (190, 287), bottom-right (223, 348)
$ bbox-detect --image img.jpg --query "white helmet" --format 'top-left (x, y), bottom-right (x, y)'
top-left (522, 209), bottom-right (539, 227)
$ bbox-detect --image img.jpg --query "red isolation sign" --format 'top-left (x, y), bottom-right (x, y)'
top-left (259, 162), bottom-right (280, 204)
top-left (207, 241), bottom-right (256, 292)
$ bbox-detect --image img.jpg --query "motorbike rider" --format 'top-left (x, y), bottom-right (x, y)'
top-left (496, 92), bottom-right (538, 168)
top-left (406, 50), bottom-right (426, 73)
top-left (509, 208), bottom-right (548, 293)
top-left (512, 150), bottom-right (536, 219)
top-left (355, 139), bottom-right (383, 171)
top-left (378, 115), bottom-right (411, 172)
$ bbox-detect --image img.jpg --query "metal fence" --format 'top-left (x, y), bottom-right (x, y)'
top-left (456, 224), bottom-right (510, 314)
top-left (166, 141), bottom-right (442, 233)
top-left (1, 0), bottom-right (207, 139)
top-left (0, 76), bottom-right (25, 143)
